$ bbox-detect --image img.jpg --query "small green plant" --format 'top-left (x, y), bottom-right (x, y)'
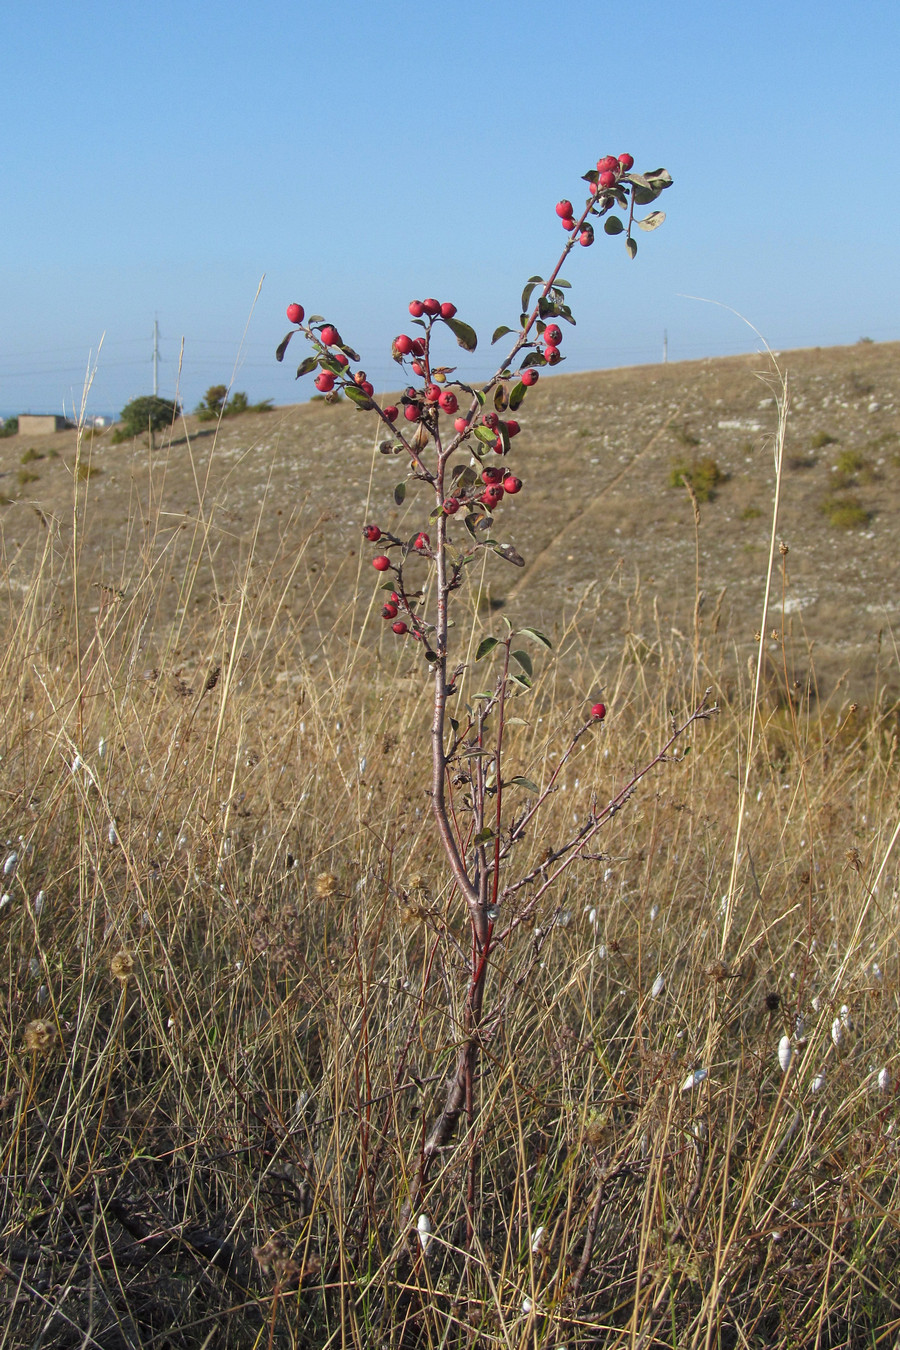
top-left (669, 455), bottom-right (724, 502)
top-left (740, 504), bottom-right (762, 520)
top-left (832, 448), bottom-right (873, 488)
top-left (0, 417), bottom-right (18, 439)
top-left (195, 386), bottom-right (274, 420)
top-left (811, 430), bottom-right (837, 449)
top-left (112, 395), bottom-right (180, 445)
top-left (16, 469), bottom-right (40, 487)
top-left (75, 461), bottom-right (101, 481)
top-left (20, 447), bottom-right (44, 464)
top-left (820, 493), bottom-right (870, 529)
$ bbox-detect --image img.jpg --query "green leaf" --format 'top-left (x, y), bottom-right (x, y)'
top-left (475, 636), bottom-right (499, 661)
top-left (492, 325), bottom-right (514, 344)
top-left (295, 354), bottom-right (318, 378)
top-left (626, 236), bottom-right (638, 260)
top-left (556, 278), bottom-right (572, 289)
top-left (505, 717), bottom-right (529, 726)
top-left (637, 210), bottom-right (666, 231)
top-left (473, 827), bottom-right (495, 845)
top-left (493, 383), bottom-right (509, 412)
top-left (518, 627), bottom-right (552, 649)
top-left (632, 184), bottom-right (662, 206)
top-left (492, 543), bottom-right (525, 566)
top-left (521, 278), bottom-right (543, 315)
top-left (603, 216), bottom-right (625, 236)
top-left (474, 425), bottom-right (497, 446)
top-left (344, 384), bottom-right (374, 408)
top-left (508, 382), bottom-right (527, 412)
top-left (276, 331), bottom-right (295, 362)
top-left (394, 481), bottom-right (407, 506)
top-left (510, 672), bottom-right (533, 690)
top-left (508, 776), bottom-right (540, 792)
top-left (340, 344), bottom-right (361, 362)
top-left (624, 172), bottom-right (652, 191)
top-left (520, 350), bottom-right (545, 369)
top-left (307, 315), bottom-right (325, 325)
top-left (451, 463), bottom-right (477, 488)
top-left (511, 649), bottom-right (533, 677)
top-left (646, 168), bottom-right (673, 187)
top-left (443, 316), bottom-right (477, 351)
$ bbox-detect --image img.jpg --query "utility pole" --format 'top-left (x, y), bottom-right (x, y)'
top-left (663, 329), bottom-right (668, 364)
top-left (152, 317), bottom-right (159, 396)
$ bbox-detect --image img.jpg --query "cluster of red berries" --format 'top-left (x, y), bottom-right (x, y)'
top-left (408, 299), bottom-right (457, 320)
top-left (555, 153), bottom-right (634, 246)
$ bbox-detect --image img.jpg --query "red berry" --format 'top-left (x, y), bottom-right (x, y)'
top-left (544, 324), bottom-right (562, 346)
top-left (403, 405), bottom-right (421, 422)
top-left (392, 621), bottom-right (408, 635)
top-left (425, 384), bottom-right (441, 403)
top-left (597, 155), bottom-right (618, 174)
top-left (598, 170), bottom-right (617, 189)
top-left (591, 702), bottom-right (607, 721)
top-left (353, 370), bottom-right (367, 386)
top-left (503, 475), bottom-right (522, 495)
top-left (521, 369), bottom-right (539, 387)
top-left (438, 390), bottom-right (458, 414)
top-left (505, 419), bottom-right (520, 438)
top-left (383, 405), bottom-right (399, 422)
top-left (617, 153), bottom-right (634, 171)
top-left (580, 227), bottom-right (594, 247)
top-left (555, 200), bottom-right (574, 218)
top-left (422, 298), bottom-right (440, 316)
top-left (412, 361), bottom-right (425, 377)
top-left (286, 302), bottom-right (304, 324)
top-left (454, 416), bottom-right (468, 434)
top-left (389, 591), bottom-right (400, 603)
top-left (481, 466), bottom-right (502, 485)
top-left (314, 371), bottom-right (335, 392)
top-left (360, 380), bottom-right (374, 396)
top-left (439, 302), bottom-right (457, 319)
top-left (372, 555), bottom-right (391, 571)
top-left (480, 485), bottom-right (504, 508)
top-left (394, 334), bottom-right (414, 355)
top-left (482, 412), bottom-right (499, 430)
top-left (320, 325), bottom-right (340, 347)
top-left (414, 532), bottom-right (430, 551)
top-left (411, 337), bottom-right (426, 356)
top-left (382, 602), bottom-right (398, 619)
top-left (443, 496), bottom-right (460, 514)
top-left (334, 352), bottom-right (349, 366)
top-left (544, 345), bottom-right (562, 365)
top-left (589, 182), bottom-right (599, 196)
top-left (364, 524), bottom-right (381, 542)
top-left (561, 216), bottom-right (576, 231)
top-left (409, 300), bottom-right (425, 317)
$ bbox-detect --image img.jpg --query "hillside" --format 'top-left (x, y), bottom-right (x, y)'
top-left (2, 339), bottom-right (899, 701)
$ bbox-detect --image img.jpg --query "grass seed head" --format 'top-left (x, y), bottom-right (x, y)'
top-left (110, 950), bottom-right (135, 981)
top-left (23, 1018), bottom-right (58, 1053)
top-left (315, 871), bottom-right (339, 898)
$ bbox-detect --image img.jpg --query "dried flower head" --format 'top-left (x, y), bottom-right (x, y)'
top-left (315, 872), bottom-right (338, 899)
top-left (253, 1234), bottom-right (296, 1281)
top-left (23, 1019), bottom-right (58, 1053)
top-left (583, 1110), bottom-right (612, 1148)
top-left (407, 873), bottom-right (430, 896)
top-left (110, 950), bottom-right (135, 982)
top-left (705, 959), bottom-right (731, 983)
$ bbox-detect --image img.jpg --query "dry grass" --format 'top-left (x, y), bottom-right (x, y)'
top-left (1, 372), bottom-right (900, 1349)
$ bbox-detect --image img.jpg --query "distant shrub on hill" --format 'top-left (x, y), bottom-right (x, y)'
top-left (195, 385), bottom-right (274, 421)
top-left (112, 396), bottom-right (180, 445)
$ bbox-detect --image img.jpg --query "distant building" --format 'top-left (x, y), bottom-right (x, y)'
top-left (17, 414), bottom-right (74, 435)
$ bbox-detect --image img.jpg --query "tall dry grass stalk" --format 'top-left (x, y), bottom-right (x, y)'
top-left (0, 367), bottom-right (899, 1349)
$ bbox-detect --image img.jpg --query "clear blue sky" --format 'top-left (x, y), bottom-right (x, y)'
top-left (2, 0), bottom-right (898, 418)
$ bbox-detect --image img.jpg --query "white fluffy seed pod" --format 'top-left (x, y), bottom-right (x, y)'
top-left (651, 973), bottom-right (665, 999)
top-left (531, 1226), bottom-right (546, 1253)
top-left (840, 1004), bottom-right (853, 1030)
top-left (3, 852), bottom-right (18, 876)
top-left (811, 1071), bottom-right (826, 1093)
top-left (878, 1067), bottom-right (891, 1093)
top-left (416, 1214), bottom-right (432, 1253)
top-left (778, 1036), bottom-right (793, 1072)
top-left (680, 1068), bottom-right (708, 1092)
top-left (831, 1018), bottom-right (844, 1049)
top-left (108, 822), bottom-right (118, 846)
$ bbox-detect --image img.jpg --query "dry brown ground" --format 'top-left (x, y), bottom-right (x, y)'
top-left (3, 338), bottom-right (898, 700)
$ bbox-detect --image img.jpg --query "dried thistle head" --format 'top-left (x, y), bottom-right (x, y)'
top-left (705, 959), bottom-right (731, 984)
top-left (252, 1234), bottom-right (300, 1282)
top-left (407, 873), bottom-right (430, 897)
top-left (110, 950), bottom-right (135, 982)
top-left (23, 1019), bottom-right (58, 1053)
top-left (315, 872), bottom-right (338, 899)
